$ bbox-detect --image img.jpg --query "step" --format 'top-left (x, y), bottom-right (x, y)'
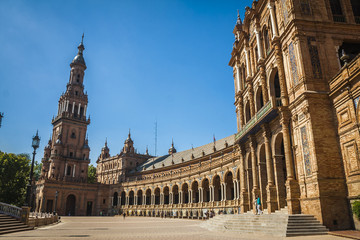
top-left (0, 227), bottom-right (33, 235)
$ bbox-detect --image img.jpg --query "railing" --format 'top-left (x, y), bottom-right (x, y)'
top-left (0, 202), bottom-right (21, 219)
top-left (29, 212), bottom-right (55, 219)
top-left (236, 101), bottom-right (273, 141)
top-left (356, 16), bottom-right (360, 24)
top-left (333, 15), bottom-right (346, 23)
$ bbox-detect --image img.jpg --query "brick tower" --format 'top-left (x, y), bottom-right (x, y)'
top-left (43, 35), bottom-right (91, 183)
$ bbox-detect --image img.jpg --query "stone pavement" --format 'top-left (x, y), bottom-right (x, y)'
top-left (0, 216), bottom-right (349, 240)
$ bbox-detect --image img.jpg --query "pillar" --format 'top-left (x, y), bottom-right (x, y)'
top-left (189, 190), bottom-right (192, 204)
top-left (254, 27), bottom-right (264, 61)
top-left (73, 164), bottom-right (76, 177)
top-left (83, 105), bottom-right (87, 116)
top-left (249, 136), bottom-right (260, 214)
top-left (238, 96), bottom-right (245, 128)
top-left (244, 48), bottom-right (251, 78)
top-left (179, 191), bottom-right (183, 204)
top-left (238, 146), bottom-right (249, 213)
top-left (273, 41), bottom-right (289, 106)
top-left (263, 125), bottom-right (277, 213)
top-left (111, 197), bottom-right (114, 207)
top-left (259, 64), bottom-right (269, 103)
top-left (248, 83), bottom-right (256, 117)
top-left (64, 163), bottom-right (67, 176)
top-left (236, 65), bottom-right (241, 92)
top-left (72, 102), bottom-right (75, 113)
top-left (280, 109), bottom-right (300, 214)
top-left (268, 1), bottom-right (279, 39)
top-left (78, 103), bottom-right (81, 115)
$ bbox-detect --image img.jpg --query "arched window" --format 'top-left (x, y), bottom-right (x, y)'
top-left (330, 0), bottom-right (345, 22)
top-left (244, 101), bottom-right (251, 123)
top-left (351, 0), bottom-right (360, 23)
top-left (256, 88), bottom-right (264, 112)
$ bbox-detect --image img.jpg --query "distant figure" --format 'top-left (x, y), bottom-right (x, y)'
top-left (68, 211), bottom-right (71, 216)
top-left (123, 212), bottom-right (126, 219)
top-left (257, 197), bottom-right (263, 215)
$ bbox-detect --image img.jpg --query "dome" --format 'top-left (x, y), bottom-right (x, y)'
top-left (71, 54), bottom-right (86, 67)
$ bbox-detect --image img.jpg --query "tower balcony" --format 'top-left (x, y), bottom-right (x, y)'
top-left (52, 111), bottom-right (90, 125)
top-left (235, 100), bottom-right (278, 143)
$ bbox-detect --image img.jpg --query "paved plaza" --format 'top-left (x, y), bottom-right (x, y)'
top-left (0, 217), bottom-right (349, 240)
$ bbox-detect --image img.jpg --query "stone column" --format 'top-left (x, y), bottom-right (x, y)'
top-left (238, 146), bottom-right (249, 213)
top-left (247, 82), bottom-right (256, 117)
top-left (111, 197), bottom-right (114, 207)
top-left (223, 183), bottom-right (227, 201)
top-left (199, 188), bottom-right (202, 203)
top-left (179, 191), bottom-right (183, 204)
top-left (254, 27), bottom-right (264, 61)
top-left (249, 136), bottom-right (260, 214)
top-left (259, 64), bottom-right (269, 104)
top-left (273, 41), bottom-right (289, 107)
top-left (78, 103), bottom-right (81, 115)
top-left (189, 190), bottom-right (192, 204)
top-left (263, 125), bottom-right (277, 213)
top-left (233, 181), bottom-right (237, 200)
top-left (126, 196), bottom-right (129, 206)
top-left (280, 109), bottom-right (300, 214)
top-left (238, 96), bottom-right (245, 128)
top-left (151, 195), bottom-right (154, 205)
top-left (267, 1), bottom-right (279, 38)
top-left (236, 65), bottom-right (241, 92)
top-left (244, 48), bottom-right (251, 78)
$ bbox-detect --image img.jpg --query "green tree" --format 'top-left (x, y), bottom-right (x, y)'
top-left (87, 164), bottom-right (97, 183)
top-left (0, 152), bottom-right (30, 206)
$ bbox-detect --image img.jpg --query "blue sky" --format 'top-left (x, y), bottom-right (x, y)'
top-left (0, 0), bottom-right (249, 165)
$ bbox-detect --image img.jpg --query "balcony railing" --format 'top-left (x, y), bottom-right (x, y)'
top-left (333, 15), bottom-right (346, 23)
top-left (236, 100), bottom-right (273, 141)
top-left (0, 202), bottom-right (21, 219)
top-left (355, 16), bottom-right (360, 24)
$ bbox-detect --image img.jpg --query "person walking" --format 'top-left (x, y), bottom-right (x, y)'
top-left (257, 197), bottom-right (263, 215)
top-left (123, 212), bottom-right (126, 219)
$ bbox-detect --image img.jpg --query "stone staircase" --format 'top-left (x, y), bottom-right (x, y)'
top-left (0, 214), bottom-right (33, 235)
top-left (201, 208), bottom-right (328, 237)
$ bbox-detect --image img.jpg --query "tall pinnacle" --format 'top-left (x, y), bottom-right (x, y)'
top-left (236, 10), bottom-right (242, 26)
top-left (71, 34), bottom-right (86, 68)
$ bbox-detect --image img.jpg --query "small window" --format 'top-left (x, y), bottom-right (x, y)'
top-left (67, 166), bottom-right (72, 176)
top-left (71, 132), bottom-right (76, 139)
top-left (76, 74), bottom-right (80, 83)
top-left (103, 199), bottom-right (106, 204)
top-left (75, 91), bottom-right (78, 96)
top-left (69, 152), bottom-right (73, 157)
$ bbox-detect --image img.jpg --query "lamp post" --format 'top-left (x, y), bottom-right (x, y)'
top-left (54, 191), bottom-right (58, 215)
top-left (0, 112), bottom-right (4, 128)
top-left (26, 131), bottom-right (40, 209)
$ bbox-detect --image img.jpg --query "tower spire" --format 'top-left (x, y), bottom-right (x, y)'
top-left (236, 10), bottom-right (242, 26)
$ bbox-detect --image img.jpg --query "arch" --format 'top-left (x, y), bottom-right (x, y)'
top-left (145, 189), bottom-right (151, 205)
top-left (172, 185), bottom-right (179, 204)
top-left (224, 171), bottom-right (234, 200)
top-left (137, 190), bottom-right (143, 205)
top-left (272, 132), bottom-right (287, 209)
top-left (201, 178), bottom-right (210, 202)
top-left (154, 187), bottom-right (160, 205)
top-left (120, 191), bottom-right (126, 205)
top-left (113, 192), bottom-right (118, 206)
top-left (255, 87), bottom-right (264, 112)
top-left (244, 100), bottom-right (251, 124)
top-left (212, 175), bottom-right (221, 201)
top-left (181, 183), bottom-right (189, 204)
top-left (268, 68), bottom-right (281, 107)
top-left (129, 190), bottom-right (134, 205)
top-left (191, 181), bottom-right (199, 203)
top-left (65, 194), bottom-right (76, 216)
top-left (258, 144), bottom-right (268, 209)
top-left (163, 186), bottom-right (170, 205)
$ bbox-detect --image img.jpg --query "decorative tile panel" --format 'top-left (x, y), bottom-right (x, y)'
top-left (307, 37), bottom-right (322, 79)
top-left (281, 0), bottom-right (289, 25)
top-left (289, 42), bottom-right (299, 86)
top-left (300, 126), bottom-right (312, 176)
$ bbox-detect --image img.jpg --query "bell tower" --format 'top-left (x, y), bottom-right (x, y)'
top-left (45, 35), bottom-right (91, 182)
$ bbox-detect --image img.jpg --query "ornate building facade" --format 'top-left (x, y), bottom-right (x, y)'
top-left (36, 0), bottom-right (360, 231)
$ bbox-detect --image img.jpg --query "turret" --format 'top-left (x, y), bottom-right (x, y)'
top-left (123, 130), bottom-right (134, 154)
top-left (168, 139), bottom-right (177, 155)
